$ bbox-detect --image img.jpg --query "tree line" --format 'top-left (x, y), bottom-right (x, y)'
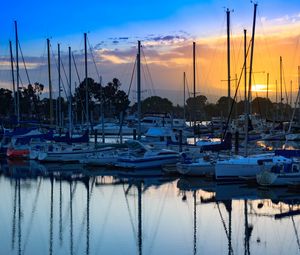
top-left (0, 78), bottom-right (295, 124)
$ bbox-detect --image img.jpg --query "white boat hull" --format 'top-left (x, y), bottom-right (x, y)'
top-left (215, 154), bottom-right (274, 180)
top-left (257, 171), bottom-right (300, 186)
top-left (38, 148), bottom-right (109, 163)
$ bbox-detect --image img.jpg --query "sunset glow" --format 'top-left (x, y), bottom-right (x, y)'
top-left (0, 1), bottom-right (298, 104)
top-left (251, 84), bottom-right (268, 92)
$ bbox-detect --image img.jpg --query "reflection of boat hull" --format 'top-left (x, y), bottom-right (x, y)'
top-left (177, 177), bottom-right (216, 192)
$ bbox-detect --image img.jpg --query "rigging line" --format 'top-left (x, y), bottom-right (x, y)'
top-left (222, 39), bottom-right (252, 139)
top-left (252, 75), bottom-right (263, 117)
top-left (217, 202), bottom-right (234, 255)
top-left (141, 63), bottom-right (149, 98)
top-left (147, 184), bottom-right (170, 255)
top-left (72, 53), bottom-right (88, 121)
top-left (203, 13), bottom-right (226, 89)
top-left (127, 57), bottom-right (137, 96)
top-left (87, 37), bottom-right (101, 83)
top-left (60, 56), bottom-right (70, 86)
top-left (94, 185), bottom-right (118, 255)
top-left (141, 47), bottom-right (156, 96)
top-left (257, 10), bottom-right (276, 78)
top-left (282, 65), bottom-right (289, 105)
top-left (217, 202), bottom-right (230, 239)
top-left (122, 184), bottom-right (138, 244)
top-left (291, 216), bottom-right (300, 252)
top-left (60, 60), bottom-right (70, 97)
top-left (12, 55), bottom-right (26, 89)
top-left (186, 75), bottom-right (191, 98)
top-left (73, 179), bottom-right (94, 255)
top-left (37, 40), bottom-right (48, 83)
top-left (18, 41), bottom-right (31, 85)
top-left (72, 53), bottom-right (82, 84)
top-left (51, 50), bottom-right (68, 98)
top-left (62, 182), bottom-right (77, 234)
top-left (22, 179), bottom-right (42, 253)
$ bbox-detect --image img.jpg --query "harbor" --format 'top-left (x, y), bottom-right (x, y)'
top-left (1, 0), bottom-right (300, 254)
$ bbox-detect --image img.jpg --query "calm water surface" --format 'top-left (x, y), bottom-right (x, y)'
top-left (1, 160), bottom-right (300, 255)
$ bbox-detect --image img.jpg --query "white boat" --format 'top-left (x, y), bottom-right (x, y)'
top-left (176, 157), bottom-right (215, 177)
top-left (138, 116), bottom-right (188, 133)
top-left (256, 158), bottom-right (300, 186)
top-left (215, 153), bottom-right (274, 181)
top-left (115, 140), bottom-right (180, 169)
top-left (141, 127), bottom-right (187, 148)
top-left (37, 143), bottom-right (107, 163)
top-left (80, 146), bottom-right (125, 166)
top-left (94, 122), bottom-right (135, 135)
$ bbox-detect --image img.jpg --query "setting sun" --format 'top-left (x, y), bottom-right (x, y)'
top-left (251, 84), bottom-right (268, 92)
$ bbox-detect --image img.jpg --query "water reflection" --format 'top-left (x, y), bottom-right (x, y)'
top-left (1, 160), bottom-right (300, 254)
top-left (178, 177), bottom-right (300, 254)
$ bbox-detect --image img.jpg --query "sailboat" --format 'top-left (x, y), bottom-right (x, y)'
top-left (215, 4), bottom-right (276, 181)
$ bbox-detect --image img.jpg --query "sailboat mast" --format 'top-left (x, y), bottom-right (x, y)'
top-left (14, 21), bottom-right (20, 123)
top-left (247, 4), bottom-right (257, 105)
top-left (183, 72), bottom-right (186, 120)
top-left (138, 182), bottom-right (142, 255)
top-left (193, 42), bottom-right (196, 99)
top-left (244, 29), bottom-right (247, 112)
top-left (227, 8), bottom-right (231, 99)
top-left (280, 56), bottom-right (283, 120)
top-left (47, 39), bottom-right (53, 125)
top-left (290, 80), bottom-right (292, 107)
top-left (266, 73), bottom-right (269, 100)
top-left (193, 191), bottom-right (197, 255)
top-left (58, 43), bottom-right (62, 128)
top-left (137, 40), bottom-right (141, 140)
top-left (244, 29), bottom-right (249, 156)
top-left (84, 33), bottom-right (89, 124)
top-left (69, 46), bottom-right (72, 136)
top-left (193, 42), bottom-right (196, 140)
top-left (9, 40), bottom-right (17, 116)
top-left (266, 72), bottom-right (269, 118)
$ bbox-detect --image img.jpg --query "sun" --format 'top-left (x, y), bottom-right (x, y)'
top-left (251, 84), bottom-right (268, 92)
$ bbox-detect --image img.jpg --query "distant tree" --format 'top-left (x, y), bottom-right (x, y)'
top-left (137, 96), bottom-right (173, 114)
top-left (251, 97), bottom-right (273, 118)
top-left (74, 77), bottom-right (130, 122)
top-left (19, 82), bottom-right (44, 117)
top-left (0, 88), bottom-right (13, 116)
top-left (186, 95), bottom-right (207, 120)
top-left (216, 96), bottom-right (236, 118)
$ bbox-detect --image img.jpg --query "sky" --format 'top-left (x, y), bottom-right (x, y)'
top-left (0, 0), bottom-right (300, 105)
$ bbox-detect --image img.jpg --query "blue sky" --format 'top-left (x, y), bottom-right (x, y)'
top-left (1, 0), bottom-right (298, 48)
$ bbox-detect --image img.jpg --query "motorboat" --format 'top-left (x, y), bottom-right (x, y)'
top-left (115, 140), bottom-right (180, 169)
top-left (256, 157), bottom-right (300, 186)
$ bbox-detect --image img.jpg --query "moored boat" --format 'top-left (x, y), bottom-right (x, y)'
top-left (115, 140), bottom-right (180, 169)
